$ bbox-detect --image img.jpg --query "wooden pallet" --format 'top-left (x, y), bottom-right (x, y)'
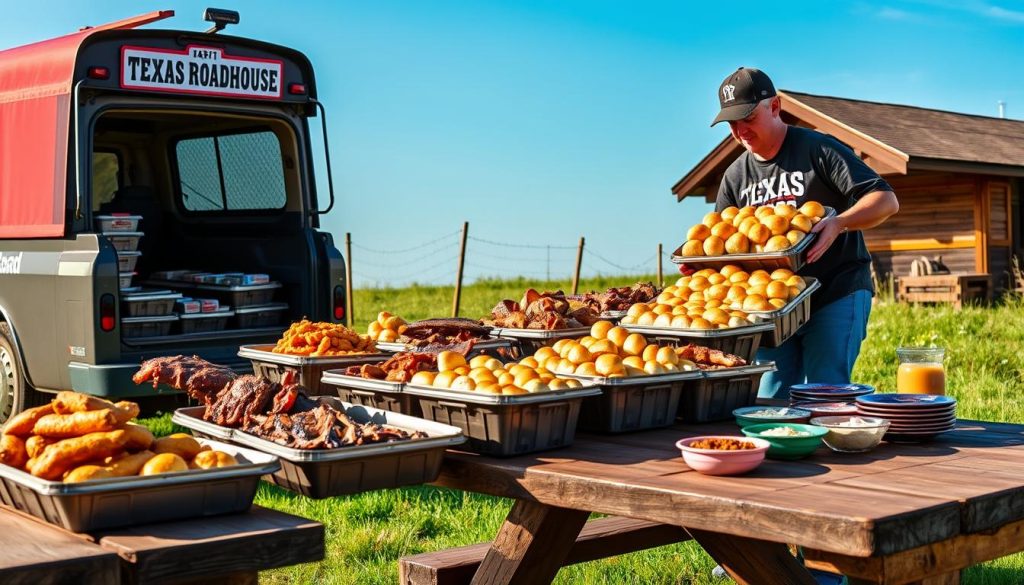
top-left (896, 273), bottom-right (992, 310)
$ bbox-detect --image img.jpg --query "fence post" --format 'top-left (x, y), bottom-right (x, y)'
top-left (657, 243), bottom-right (663, 288)
top-left (344, 232), bottom-right (353, 327)
top-left (452, 222), bottom-right (469, 317)
top-left (572, 236), bottom-right (585, 295)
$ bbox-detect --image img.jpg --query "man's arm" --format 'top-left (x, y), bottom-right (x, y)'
top-left (806, 190), bottom-right (899, 263)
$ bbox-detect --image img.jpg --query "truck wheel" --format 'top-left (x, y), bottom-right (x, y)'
top-left (0, 323), bottom-right (29, 424)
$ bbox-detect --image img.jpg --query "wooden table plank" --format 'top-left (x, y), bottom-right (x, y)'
top-left (92, 506), bottom-right (324, 584)
top-left (0, 509), bottom-right (120, 585)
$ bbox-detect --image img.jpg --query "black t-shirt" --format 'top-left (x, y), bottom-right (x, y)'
top-left (715, 126), bottom-right (893, 310)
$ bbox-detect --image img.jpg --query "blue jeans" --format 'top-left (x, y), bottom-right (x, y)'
top-left (757, 289), bottom-right (872, 400)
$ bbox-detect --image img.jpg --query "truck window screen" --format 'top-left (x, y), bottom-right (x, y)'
top-left (176, 130), bottom-right (286, 211)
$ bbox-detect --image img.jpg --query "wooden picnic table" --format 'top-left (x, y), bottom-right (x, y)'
top-left (0, 505), bottom-right (324, 584)
top-left (423, 419), bottom-right (1024, 585)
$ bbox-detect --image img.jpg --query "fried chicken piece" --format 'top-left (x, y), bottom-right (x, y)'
top-left (675, 344), bottom-right (747, 368)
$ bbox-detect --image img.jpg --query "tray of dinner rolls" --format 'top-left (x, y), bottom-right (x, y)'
top-left (671, 204), bottom-right (836, 272)
top-left (0, 392), bottom-right (279, 532)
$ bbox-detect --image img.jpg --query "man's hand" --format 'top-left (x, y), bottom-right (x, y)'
top-left (806, 217), bottom-right (846, 263)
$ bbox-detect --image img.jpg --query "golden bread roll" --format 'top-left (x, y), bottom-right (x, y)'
top-left (764, 235), bottom-right (792, 252)
top-left (30, 430), bottom-right (127, 480)
top-left (190, 450), bottom-right (239, 470)
top-left (710, 222), bottom-right (737, 240)
top-left (690, 317), bottom-right (713, 329)
top-left (727, 285), bottom-right (748, 303)
top-left (742, 295), bottom-right (771, 312)
top-left (732, 210), bottom-right (754, 227)
top-left (522, 379), bottom-right (550, 393)
top-left (0, 434), bottom-right (28, 469)
top-left (594, 354), bottom-right (624, 376)
top-left (702, 236), bottom-right (725, 256)
top-left (786, 230), bottom-right (806, 246)
top-left (762, 215), bottom-right (790, 236)
top-left (799, 201), bottom-right (826, 219)
top-left (33, 410), bottom-right (117, 438)
top-left (729, 271), bottom-right (750, 284)
top-left (575, 362), bottom-right (598, 376)
top-left (107, 450), bottom-right (156, 476)
top-left (437, 351), bottom-right (468, 372)
top-left (725, 232), bottom-right (750, 254)
top-left (748, 273), bottom-right (772, 287)
top-left (720, 264), bottom-right (742, 277)
top-left (681, 239), bottom-right (704, 256)
top-left (622, 334), bottom-right (647, 356)
top-left (790, 214), bottom-right (813, 232)
top-left (720, 206), bottom-right (740, 221)
top-left (3, 404), bottom-right (54, 437)
top-left (64, 465), bottom-right (114, 483)
top-left (591, 320), bottom-right (615, 339)
top-left (785, 275), bottom-right (807, 291)
top-left (410, 371), bottom-right (436, 386)
top-left (737, 216), bottom-right (760, 236)
top-left (774, 203), bottom-right (798, 219)
top-left (771, 268), bottom-right (794, 281)
top-left (688, 276), bottom-right (710, 292)
top-left (687, 224), bottom-right (712, 241)
top-left (769, 298), bottom-right (788, 309)
top-left (754, 206), bottom-right (776, 220)
top-left (705, 283), bottom-right (729, 301)
top-left (702, 211), bottom-right (723, 228)
top-left (670, 314), bottom-right (691, 328)
top-left (766, 281), bottom-right (790, 300)
top-left (747, 223), bottom-right (771, 245)
top-left (151, 434), bottom-right (203, 460)
top-left (502, 386), bottom-right (528, 396)
top-left (140, 453), bottom-right (188, 476)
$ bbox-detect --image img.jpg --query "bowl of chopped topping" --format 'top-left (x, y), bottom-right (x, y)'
top-left (732, 406), bottom-right (812, 428)
top-left (675, 436), bottom-right (770, 475)
top-left (810, 416), bottom-right (890, 453)
top-left (741, 423), bottom-right (828, 460)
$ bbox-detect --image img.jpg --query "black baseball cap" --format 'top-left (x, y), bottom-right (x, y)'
top-left (711, 67), bottom-right (777, 126)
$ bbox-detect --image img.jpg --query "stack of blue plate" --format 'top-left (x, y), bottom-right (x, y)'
top-left (788, 383), bottom-right (875, 404)
top-left (856, 394), bottom-right (957, 442)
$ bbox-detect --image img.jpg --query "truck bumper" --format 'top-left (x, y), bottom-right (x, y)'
top-left (68, 361), bottom-right (181, 398)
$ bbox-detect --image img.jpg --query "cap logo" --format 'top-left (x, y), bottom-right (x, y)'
top-left (722, 84), bottom-right (736, 103)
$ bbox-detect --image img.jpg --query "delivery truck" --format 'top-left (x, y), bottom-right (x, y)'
top-left (0, 9), bottom-right (348, 421)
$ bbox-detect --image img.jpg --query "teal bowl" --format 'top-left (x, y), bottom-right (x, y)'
top-left (741, 423), bottom-right (828, 460)
top-left (732, 406), bottom-right (811, 429)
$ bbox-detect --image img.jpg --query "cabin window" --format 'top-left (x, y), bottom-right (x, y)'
top-left (175, 130), bottom-right (286, 211)
top-left (91, 151), bottom-right (121, 212)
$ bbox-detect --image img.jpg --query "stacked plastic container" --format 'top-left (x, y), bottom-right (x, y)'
top-left (95, 213), bottom-right (143, 290)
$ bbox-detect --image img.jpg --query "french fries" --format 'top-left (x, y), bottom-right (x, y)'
top-left (272, 319), bottom-right (377, 357)
top-left (0, 391), bottom-right (239, 483)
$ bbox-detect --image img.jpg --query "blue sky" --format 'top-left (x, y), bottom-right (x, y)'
top-left (4, 1), bottom-right (1023, 287)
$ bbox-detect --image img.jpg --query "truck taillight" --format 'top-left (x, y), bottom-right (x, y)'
top-left (100, 294), bottom-right (116, 332)
top-left (87, 66), bottom-right (110, 80)
top-left (288, 83), bottom-right (306, 95)
top-left (333, 286), bottom-right (345, 321)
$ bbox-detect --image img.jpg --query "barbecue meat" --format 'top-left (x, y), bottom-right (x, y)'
top-left (483, 290), bottom-right (599, 330)
top-left (132, 355), bottom-right (237, 406)
top-left (345, 352), bottom-right (440, 382)
top-left (676, 344), bottom-right (746, 368)
top-left (205, 375), bottom-right (279, 427)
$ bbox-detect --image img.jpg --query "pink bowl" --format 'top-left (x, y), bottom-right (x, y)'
top-left (676, 436), bottom-right (770, 476)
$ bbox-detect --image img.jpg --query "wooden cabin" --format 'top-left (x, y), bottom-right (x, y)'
top-left (673, 91), bottom-right (1024, 290)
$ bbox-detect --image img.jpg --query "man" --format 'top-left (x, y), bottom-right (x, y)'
top-left (711, 67), bottom-right (899, 399)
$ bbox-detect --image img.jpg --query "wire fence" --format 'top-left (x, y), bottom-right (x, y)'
top-left (345, 224), bottom-right (673, 291)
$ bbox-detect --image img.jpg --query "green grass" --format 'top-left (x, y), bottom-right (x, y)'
top-left (138, 276), bottom-right (1024, 584)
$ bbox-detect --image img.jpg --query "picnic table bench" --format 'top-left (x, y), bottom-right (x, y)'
top-left (0, 505), bottom-right (323, 584)
top-left (404, 419), bottom-right (1024, 585)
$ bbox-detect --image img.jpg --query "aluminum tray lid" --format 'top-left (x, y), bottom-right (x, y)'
top-left (172, 407), bottom-right (235, 440)
top-left (373, 337), bottom-right (514, 353)
top-left (701, 361), bottom-right (777, 379)
top-left (238, 344), bottom-right (387, 366)
top-left (622, 321), bottom-right (774, 338)
top-left (121, 292), bottom-right (184, 302)
top-left (121, 314), bottom-right (179, 324)
top-left (560, 369), bottom-right (703, 386)
top-left (195, 282), bottom-right (283, 292)
top-left (670, 206), bottom-right (836, 264)
top-left (744, 277), bottom-right (821, 319)
top-left (233, 303), bottom-right (290, 315)
top-left (116, 250), bottom-right (143, 258)
top-left (320, 370), bottom-right (404, 393)
top-left (225, 397), bottom-right (466, 462)
top-left (103, 231), bottom-right (144, 238)
top-left (489, 326), bottom-right (592, 340)
top-left (0, 437), bottom-right (278, 496)
top-left (179, 310), bottom-right (235, 320)
top-left (404, 381), bottom-right (601, 405)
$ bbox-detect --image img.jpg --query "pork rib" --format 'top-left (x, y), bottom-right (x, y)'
top-left (132, 355), bottom-right (237, 406)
